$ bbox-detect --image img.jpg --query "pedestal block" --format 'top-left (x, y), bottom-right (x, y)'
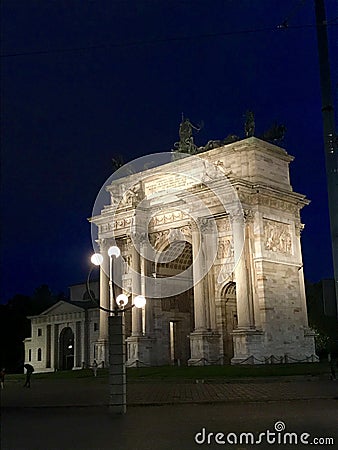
top-left (231, 328), bottom-right (264, 364)
top-left (95, 339), bottom-right (109, 367)
top-left (126, 336), bottom-right (155, 367)
top-left (188, 331), bottom-right (222, 365)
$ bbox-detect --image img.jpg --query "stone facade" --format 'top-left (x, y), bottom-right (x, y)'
top-left (89, 137), bottom-right (317, 366)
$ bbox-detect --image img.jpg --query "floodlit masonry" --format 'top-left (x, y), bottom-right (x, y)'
top-left (24, 137), bottom-right (317, 371)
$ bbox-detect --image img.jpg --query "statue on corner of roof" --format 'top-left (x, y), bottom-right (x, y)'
top-left (244, 110), bottom-right (255, 137)
top-left (173, 114), bottom-right (202, 155)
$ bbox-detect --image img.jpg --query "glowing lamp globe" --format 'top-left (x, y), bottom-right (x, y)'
top-left (134, 295), bottom-right (146, 308)
top-left (108, 246), bottom-right (121, 258)
top-left (116, 294), bottom-right (129, 308)
top-left (91, 253), bottom-right (103, 266)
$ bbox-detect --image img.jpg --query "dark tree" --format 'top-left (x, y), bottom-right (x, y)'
top-left (0, 285), bottom-right (60, 372)
top-left (306, 281), bottom-right (338, 356)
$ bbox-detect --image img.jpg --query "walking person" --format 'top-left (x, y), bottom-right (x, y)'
top-left (0, 368), bottom-right (5, 389)
top-left (92, 359), bottom-right (98, 377)
top-left (23, 364), bottom-right (34, 388)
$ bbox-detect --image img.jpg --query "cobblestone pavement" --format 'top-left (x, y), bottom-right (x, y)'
top-left (1, 376), bottom-right (337, 408)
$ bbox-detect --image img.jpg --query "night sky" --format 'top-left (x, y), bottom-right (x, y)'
top-left (1, 0), bottom-right (337, 304)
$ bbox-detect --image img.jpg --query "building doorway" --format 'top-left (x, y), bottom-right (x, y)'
top-left (221, 282), bottom-right (237, 363)
top-left (59, 327), bottom-right (74, 370)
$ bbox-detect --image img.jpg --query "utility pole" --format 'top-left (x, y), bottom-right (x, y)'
top-left (315, 0), bottom-right (338, 317)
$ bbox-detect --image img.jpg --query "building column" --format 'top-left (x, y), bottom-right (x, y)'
top-left (295, 222), bottom-right (317, 358)
top-left (191, 225), bottom-right (207, 331)
top-left (96, 241), bottom-right (109, 366)
top-left (54, 324), bottom-right (59, 370)
top-left (126, 209), bottom-right (154, 367)
top-left (231, 210), bottom-right (263, 364)
top-left (231, 212), bottom-right (251, 329)
top-left (141, 237), bottom-right (154, 336)
top-left (75, 320), bottom-right (81, 368)
top-left (203, 226), bottom-right (218, 331)
top-left (50, 323), bottom-right (55, 371)
top-left (46, 324), bottom-right (52, 370)
top-left (131, 238), bottom-right (142, 336)
top-left (188, 219), bottom-right (222, 366)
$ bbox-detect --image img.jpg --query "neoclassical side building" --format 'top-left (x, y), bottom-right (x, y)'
top-left (89, 136), bottom-right (317, 367)
top-left (24, 282), bottom-right (100, 373)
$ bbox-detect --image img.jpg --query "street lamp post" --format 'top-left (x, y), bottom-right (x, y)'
top-left (89, 246), bottom-right (146, 414)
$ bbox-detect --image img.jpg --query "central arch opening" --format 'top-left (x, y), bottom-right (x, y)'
top-left (156, 241), bottom-right (194, 365)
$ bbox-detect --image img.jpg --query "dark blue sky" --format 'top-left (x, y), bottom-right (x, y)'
top-left (1, 0), bottom-right (337, 303)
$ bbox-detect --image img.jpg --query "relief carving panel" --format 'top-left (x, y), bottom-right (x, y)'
top-left (263, 219), bottom-right (292, 254)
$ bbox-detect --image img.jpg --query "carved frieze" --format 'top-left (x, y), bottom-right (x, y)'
top-left (263, 219), bottom-right (292, 254)
top-left (217, 237), bottom-right (233, 260)
top-left (237, 191), bottom-right (301, 215)
top-left (150, 210), bottom-right (188, 228)
top-left (99, 217), bottom-right (133, 235)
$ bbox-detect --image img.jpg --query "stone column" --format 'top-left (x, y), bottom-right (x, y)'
top-left (188, 219), bottom-right (222, 366)
top-left (54, 324), bottom-right (59, 370)
top-left (96, 241), bottom-right (109, 365)
top-left (231, 211), bottom-right (251, 329)
top-left (231, 209), bottom-right (263, 364)
top-left (50, 323), bottom-right (55, 371)
top-left (75, 321), bottom-right (81, 367)
top-left (141, 235), bottom-right (153, 336)
top-left (295, 222), bottom-right (317, 359)
top-left (295, 223), bottom-right (309, 327)
top-left (203, 224), bottom-right (218, 330)
top-left (191, 225), bottom-right (207, 331)
top-left (131, 237), bottom-right (142, 336)
top-left (244, 211), bottom-right (256, 328)
top-left (126, 203), bottom-right (154, 367)
top-left (99, 252), bottom-right (109, 339)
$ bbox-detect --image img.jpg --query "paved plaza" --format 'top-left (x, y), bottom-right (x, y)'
top-left (2, 376), bottom-right (338, 449)
top-left (1, 375), bottom-right (338, 408)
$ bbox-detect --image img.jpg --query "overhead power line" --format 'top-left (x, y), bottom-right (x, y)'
top-left (1, 22), bottom-right (336, 59)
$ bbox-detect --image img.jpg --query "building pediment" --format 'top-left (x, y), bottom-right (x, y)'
top-left (29, 301), bottom-right (85, 318)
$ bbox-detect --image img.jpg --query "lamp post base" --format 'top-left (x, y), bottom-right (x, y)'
top-left (108, 315), bottom-right (126, 414)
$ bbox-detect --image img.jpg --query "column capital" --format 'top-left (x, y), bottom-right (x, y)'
top-left (97, 238), bottom-right (108, 251)
top-left (131, 231), bottom-right (149, 247)
top-left (197, 217), bottom-right (215, 233)
top-left (244, 209), bottom-right (255, 223)
top-left (230, 208), bottom-right (245, 225)
top-left (295, 222), bottom-right (305, 237)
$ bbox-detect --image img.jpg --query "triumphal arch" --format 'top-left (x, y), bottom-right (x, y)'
top-left (90, 137), bottom-right (317, 366)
